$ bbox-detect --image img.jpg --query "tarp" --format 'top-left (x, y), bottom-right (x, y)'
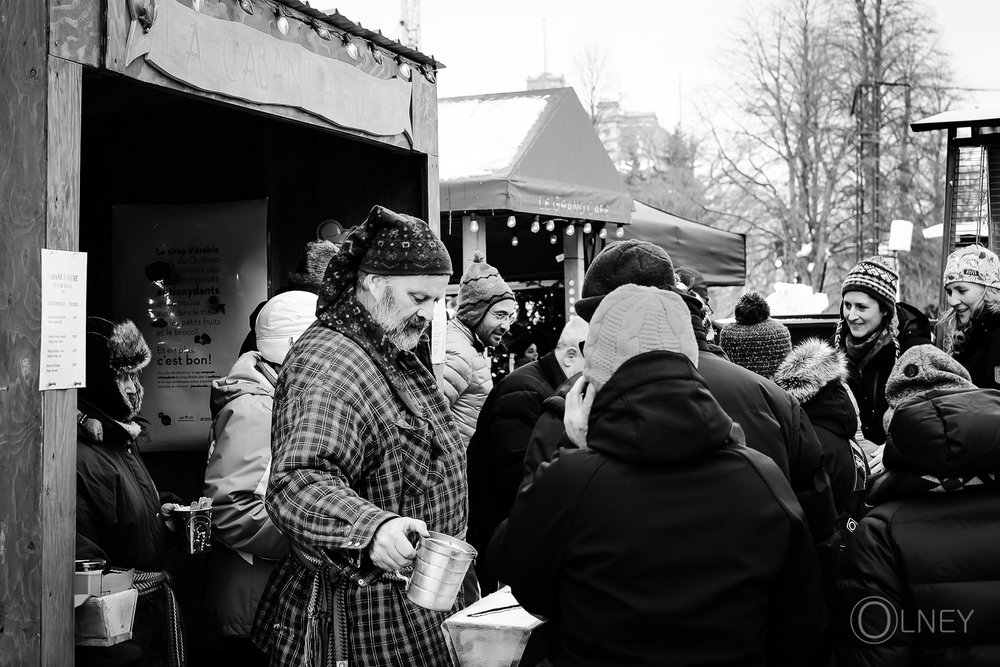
top-left (623, 201), bottom-right (746, 286)
top-left (439, 88), bottom-right (632, 224)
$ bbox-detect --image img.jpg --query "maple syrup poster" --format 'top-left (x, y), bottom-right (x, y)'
top-left (112, 200), bottom-right (267, 451)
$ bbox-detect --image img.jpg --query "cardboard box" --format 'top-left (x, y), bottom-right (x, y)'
top-left (75, 588), bottom-right (138, 647)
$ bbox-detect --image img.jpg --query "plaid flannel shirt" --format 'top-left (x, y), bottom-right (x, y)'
top-left (252, 315), bottom-right (467, 667)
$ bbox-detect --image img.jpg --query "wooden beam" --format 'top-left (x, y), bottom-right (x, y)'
top-left (50, 0), bottom-right (102, 67)
top-left (563, 225), bottom-right (585, 320)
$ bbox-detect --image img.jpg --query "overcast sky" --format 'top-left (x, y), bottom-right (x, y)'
top-left (317, 0), bottom-right (1000, 129)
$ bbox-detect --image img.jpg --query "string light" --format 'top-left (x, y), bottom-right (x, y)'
top-left (616, 224), bottom-right (625, 238)
top-left (469, 217), bottom-right (479, 233)
top-left (342, 33), bottom-right (360, 60)
top-left (421, 64), bottom-right (437, 84)
top-left (239, 0), bottom-right (254, 15)
top-left (506, 215), bottom-right (516, 229)
top-left (274, 6), bottom-right (289, 34)
top-left (369, 42), bottom-right (383, 64)
top-left (549, 234), bottom-right (558, 244)
top-left (312, 18), bottom-right (331, 40)
top-left (565, 223), bottom-right (575, 236)
top-left (511, 232), bottom-right (519, 247)
top-left (545, 220), bottom-right (555, 232)
top-left (582, 222), bottom-right (592, 235)
top-left (397, 57), bottom-right (412, 80)
top-left (531, 216), bottom-right (540, 233)
top-left (598, 226), bottom-right (607, 239)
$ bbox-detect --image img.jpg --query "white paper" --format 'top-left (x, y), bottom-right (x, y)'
top-left (39, 250), bottom-right (88, 390)
top-left (431, 299), bottom-right (448, 365)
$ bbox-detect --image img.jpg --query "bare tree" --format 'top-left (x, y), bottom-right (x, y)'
top-left (574, 44), bottom-right (616, 126)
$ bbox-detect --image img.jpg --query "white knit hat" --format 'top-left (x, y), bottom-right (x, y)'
top-left (255, 290), bottom-right (318, 364)
top-left (583, 284), bottom-right (698, 391)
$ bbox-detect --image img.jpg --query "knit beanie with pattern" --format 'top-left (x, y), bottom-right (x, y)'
top-left (456, 251), bottom-right (516, 329)
top-left (583, 285), bottom-right (698, 391)
top-left (842, 256), bottom-right (898, 312)
top-left (576, 240), bottom-right (675, 322)
top-left (883, 344), bottom-right (975, 430)
top-left (943, 245), bottom-right (1000, 289)
top-left (719, 292), bottom-right (792, 380)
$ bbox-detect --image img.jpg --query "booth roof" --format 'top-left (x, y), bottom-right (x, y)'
top-left (911, 105), bottom-right (1000, 132)
top-left (276, 0), bottom-right (444, 70)
top-left (624, 201), bottom-right (746, 287)
top-left (439, 88), bottom-right (632, 224)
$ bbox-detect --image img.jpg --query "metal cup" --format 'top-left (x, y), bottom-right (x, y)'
top-left (406, 531), bottom-right (476, 611)
top-left (174, 507), bottom-right (212, 555)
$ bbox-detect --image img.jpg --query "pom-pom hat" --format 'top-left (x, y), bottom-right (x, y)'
top-left (842, 256), bottom-right (898, 312)
top-left (456, 251), bottom-right (516, 329)
top-left (719, 292), bottom-right (792, 379)
top-left (943, 245), bottom-right (1000, 289)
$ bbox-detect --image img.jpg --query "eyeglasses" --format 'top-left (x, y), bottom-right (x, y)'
top-left (488, 309), bottom-right (517, 325)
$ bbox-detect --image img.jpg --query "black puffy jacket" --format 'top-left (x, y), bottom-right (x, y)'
top-left (952, 308), bottom-right (1000, 390)
top-left (835, 387), bottom-right (1000, 667)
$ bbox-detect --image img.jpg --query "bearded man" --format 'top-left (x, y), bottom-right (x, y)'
top-left (250, 206), bottom-right (466, 667)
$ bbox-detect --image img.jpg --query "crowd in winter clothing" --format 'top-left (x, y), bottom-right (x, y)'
top-left (74, 203), bottom-right (1000, 667)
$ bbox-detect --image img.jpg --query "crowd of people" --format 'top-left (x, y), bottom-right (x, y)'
top-left (74, 204), bottom-right (1000, 667)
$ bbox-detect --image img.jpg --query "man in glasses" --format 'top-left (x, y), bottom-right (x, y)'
top-left (443, 251), bottom-right (517, 449)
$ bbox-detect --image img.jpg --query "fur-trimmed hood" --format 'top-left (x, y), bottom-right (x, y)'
top-left (772, 338), bottom-right (848, 404)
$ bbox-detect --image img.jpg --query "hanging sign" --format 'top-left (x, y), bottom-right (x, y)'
top-left (124, 0), bottom-right (412, 137)
top-left (39, 250), bottom-right (88, 390)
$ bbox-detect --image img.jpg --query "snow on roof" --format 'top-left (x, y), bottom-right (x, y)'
top-left (439, 93), bottom-right (551, 181)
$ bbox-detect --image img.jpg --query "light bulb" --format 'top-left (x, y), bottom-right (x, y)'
top-left (507, 215), bottom-right (516, 229)
top-left (549, 234), bottom-right (557, 244)
top-left (565, 223), bottom-right (575, 236)
top-left (615, 224), bottom-right (625, 238)
top-left (545, 220), bottom-right (555, 232)
top-left (511, 233), bottom-right (519, 247)
top-left (599, 226), bottom-right (607, 239)
top-left (530, 220), bottom-right (540, 233)
top-left (470, 218), bottom-right (479, 233)
top-left (583, 222), bottom-right (592, 235)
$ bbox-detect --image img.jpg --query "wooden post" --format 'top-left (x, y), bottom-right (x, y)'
top-left (0, 2), bottom-right (81, 664)
top-left (461, 214), bottom-right (488, 272)
top-left (563, 224), bottom-right (585, 320)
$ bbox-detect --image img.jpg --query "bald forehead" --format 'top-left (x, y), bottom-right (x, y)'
top-left (557, 316), bottom-right (589, 347)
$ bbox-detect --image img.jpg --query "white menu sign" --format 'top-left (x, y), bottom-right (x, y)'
top-left (39, 249), bottom-right (88, 390)
top-left (431, 299), bottom-right (448, 365)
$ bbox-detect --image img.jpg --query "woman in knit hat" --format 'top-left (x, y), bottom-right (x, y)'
top-left (836, 345), bottom-right (1000, 666)
top-left (834, 256), bottom-right (931, 446)
top-left (491, 285), bottom-right (828, 666)
top-left (941, 244), bottom-right (1000, 390)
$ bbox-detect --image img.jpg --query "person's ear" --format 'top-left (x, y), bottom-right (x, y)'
top-left (365, 274), bottom-right (388, 300)
top-left (563, 347), bottom-right (577, 366)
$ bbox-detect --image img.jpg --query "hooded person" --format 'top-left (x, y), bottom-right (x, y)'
top-left (834, 256), bottom-right (931, 445)
top-left (568, 241), bottom-right (836, 563)
top-left (203, 290), bottom-right (317, 663)
top-left (942, 244), bottom-right (1000, 390)
top-left (443, 251), bottom-right (517, 447)
top-left (836, 345), bottom-right (1000, 666)
top-left (76, 317), bottom-right (182, 667)
top-left (491, 285), bottom-right (828, 666)
top-left (251, 206), bottom-right (468, 667)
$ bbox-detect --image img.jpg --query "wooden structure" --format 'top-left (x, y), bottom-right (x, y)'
top-left (1, 1), bottom-right (443, 663)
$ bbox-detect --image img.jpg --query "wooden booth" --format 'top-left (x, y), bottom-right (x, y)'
top-left (1, 1), bottom-right (443, 663)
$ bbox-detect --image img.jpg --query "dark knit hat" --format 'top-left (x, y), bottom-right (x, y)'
top-left (288, 240), bottom-right (338, 293)
top-left (883, 344), bottom-right (975, 430)
top-left (675, 266), bottom-right (709, 304)
top-left (719, 292), bottom-right (792, 379)
top-left (842, 256), bottom-right (898, 311)
top-left (576, 240), bottom-right (675, 322)
top-left (81, 317), bottom-right (151, 421)
top-left (318, 205), bottom-right (453, 315)
top-left (456, 251), bottom-right (515, 328)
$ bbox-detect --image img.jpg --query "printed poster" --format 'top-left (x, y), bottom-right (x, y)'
top-left (39, 249), bottom-right (88, 390)
top-left (112, 200), bottom-right (267, 451)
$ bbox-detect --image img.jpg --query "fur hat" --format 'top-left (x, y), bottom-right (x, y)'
top-left (772, 338), bottom-right (848, 404)
top-left (288, 240), bottom-right (338, 293)
top-left (842, 256), bottom-right (898, 312)
top-left (255, 290), bottom-right (318, 365)
top-left (883, 344), bottom-right (976, 430)
top-left (719, 292), bottom-right (792, 380)
top-left (456, 251), bottom-right (516, 329)
top-left (318, 205), bottom-right (453, 317)
top-left (576, 240), bottom-right (675, 322)
top-left (583, 285), bottom-right (698, 391)
top-left (943, 245), bottom-right (1000, 289)
top-left (81, 317), bottom-right (151, 422)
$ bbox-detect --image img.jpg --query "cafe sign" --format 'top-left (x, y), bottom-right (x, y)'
top-left (125, 0), bottom-right (412, 137)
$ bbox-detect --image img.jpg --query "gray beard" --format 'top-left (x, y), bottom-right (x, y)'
top-left (369, 288), bottom-right (426, 351)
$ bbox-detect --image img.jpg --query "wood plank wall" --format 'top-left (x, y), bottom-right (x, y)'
top-left (0, 1), bottom-right (80, 664)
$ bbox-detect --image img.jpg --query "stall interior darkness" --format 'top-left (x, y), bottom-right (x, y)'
top-left (80, 71), bottom-right (426, 316)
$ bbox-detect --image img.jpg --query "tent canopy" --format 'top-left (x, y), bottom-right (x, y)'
top-left (439, 88), bottom-right (632, 224)
top-left (623, 201), bottom-right (746, 286)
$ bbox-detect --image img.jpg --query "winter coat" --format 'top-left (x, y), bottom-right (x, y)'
top-left (203, 351), bottom-right (290, 638)
top-left (835, 387), bottom-right (1000, 667)
top-left (491, 352), bottom-right (828, 667)
top-left (839, 302), bottom-right (932, 445)
top-left (76, 405), bottom-right (174, 667)
top-left (773, 339), bottom-right (859, 512)
top-left (952, 308), bottom-right (1000, 390)
top-left (250, 298), bottom-right (467, 667)
top-left (466, 351), bottom-right (566, 594)
top-left (522, 372), bottom-right (579, 477)
top-left (443, 317), bottom-right (493, 447)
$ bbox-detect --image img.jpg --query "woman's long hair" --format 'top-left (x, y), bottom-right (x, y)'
top-left (941, 285), bottom-right (1000, 354)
